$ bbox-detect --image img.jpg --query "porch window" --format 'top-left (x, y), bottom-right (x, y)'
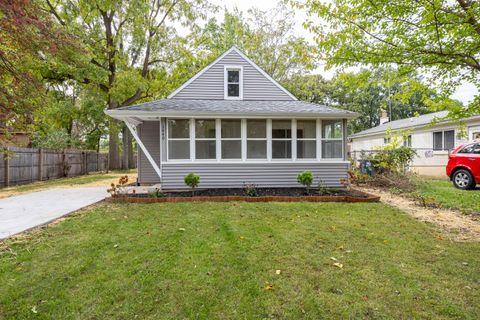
top-left (221, 119), bottom-right (241, 159)
top-left (322, 120), bottom-right (343, 159)
top-left (167, 119), bottom-right (190, 160)
top-left (247, 119), bottom-right (267, 159)
top-left (224, 66), bottom-right (242, 99)
top-left (195, 119), bottom-right (216, 159)
top-left (272, 120), bottom-right (292, 159)
top-left (433, 130), bottom-right (455, 151)
top-left (296, 120), bottom-right (316, 159)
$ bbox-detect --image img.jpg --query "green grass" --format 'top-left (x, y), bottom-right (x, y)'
top-left (0, 170), bottom-right (136, 197)
top-left (412, 177), bottom-right (480, 214)
top-left (1, 202), bottom-right (479, 319)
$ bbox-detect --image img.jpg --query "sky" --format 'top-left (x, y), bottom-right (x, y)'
top-left (207, 0), bottom-right (478, 105)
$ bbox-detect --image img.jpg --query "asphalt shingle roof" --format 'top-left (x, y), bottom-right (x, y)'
top-left (350, 111), bottom-right (450, 138)
top-left (114, 99), bottom-right (357, 117)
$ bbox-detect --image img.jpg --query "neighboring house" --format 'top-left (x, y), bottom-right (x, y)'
top-left (350, 111), bottom-right (480, 177)
top-left (105, 46), bottom-right (357, 189)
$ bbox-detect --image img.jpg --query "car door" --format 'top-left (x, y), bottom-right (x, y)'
top-left (457, 143), bottom-right (480, 180)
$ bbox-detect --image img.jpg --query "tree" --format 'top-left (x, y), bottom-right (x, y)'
top-left (0, 0), bottom-right (78, 143)
top-left (294, 0), bottom-right (480, 118)
top-left (41, 0), bottom-right (210, 169)
top-left (190, 3), bottom-right (317, 83)
top-left (285, 68), bottom-right (456, 133)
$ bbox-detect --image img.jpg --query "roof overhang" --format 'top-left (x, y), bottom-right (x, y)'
top-left (105, 109), bottom-right (359, 121)
top-left (349, 114), bottom-right (480, 140)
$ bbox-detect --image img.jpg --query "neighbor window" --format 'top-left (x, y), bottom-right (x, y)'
top-left (195, 119), bottom-right (216, 159)
top-left (297, 120), bottom-right (316, 159)
top-left (247, 119), bottom-right (266, 159)
top-left (322, 120), bottom-right (343, 159)
top-left (225, 67), bottom-right (242, 99)
top-left (167, 119), bottom-right (190, 160)
top-left (272, 120), bottom-right (292, 159)
top-left (403, 135), bottom-right (412, 147)
top-left (221, 119), bottom-right (241, 159)
top-left (433, 130), bottom-right (455, 151)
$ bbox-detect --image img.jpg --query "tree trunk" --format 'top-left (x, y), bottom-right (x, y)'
top-left (108, 119), bottom-right (121, 170)
top-left (122, 125), bottom-right (129, 170)
top-left (127, 130), bottom-right (135, 169)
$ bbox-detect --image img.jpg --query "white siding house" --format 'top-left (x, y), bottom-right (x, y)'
top-left (106, 46), bottom-right (358, 189)
top-left (350, 111), bottom-right (480, 177)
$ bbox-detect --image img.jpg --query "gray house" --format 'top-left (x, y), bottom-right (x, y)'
top-left (106, 47), bottom-right (357, 189)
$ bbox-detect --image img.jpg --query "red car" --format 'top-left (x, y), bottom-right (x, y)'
top-left (446, 141), bottom-right (480, 189)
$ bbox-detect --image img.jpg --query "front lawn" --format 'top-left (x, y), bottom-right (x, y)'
top-left (413, 177), bottom-right (480, 215)
top-left (1, 202), bottom-right (479, 319)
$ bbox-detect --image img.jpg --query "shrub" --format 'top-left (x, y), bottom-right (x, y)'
top-left (243, 183), bottom-right (258, 197)
top-left (184, 173), bottom-right (200, 196)
top-left (107, 175), bottom-right (130, 196)
top-left (148, 188), bottom-right (165, 198)
top-left (297, 171), bottom-right (314, 194)
top-left (367, 146), bottom-right (417, 174)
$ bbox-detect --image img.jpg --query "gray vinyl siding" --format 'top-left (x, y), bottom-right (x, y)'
top-left (138, 121), bottom-right (161, 184)
top-left (161, 163), bottom-right (349, 189)
top-left (171, 50), bottom-right (293, 101)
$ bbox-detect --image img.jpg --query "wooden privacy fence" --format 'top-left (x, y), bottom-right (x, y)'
top-left (0, 147), bottom-right (109, 188)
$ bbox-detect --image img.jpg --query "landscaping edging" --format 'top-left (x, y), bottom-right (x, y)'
top-left (106, 189), bottom-right (380, 203)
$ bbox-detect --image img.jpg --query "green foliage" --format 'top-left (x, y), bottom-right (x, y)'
top-left (184, 173), bottom-right (200, 196)
top-left (32, 129), bottom-right (73, 150)
top-left (243, 183), bottom-right (258, 197)
top-left (148, 188), bottom-right (165, 198)
top-left (190, 2), bottom-right (316, 83)
top-left (285, 68), bottom-right (461, 134)
top-left (366, 131), bottom-right (417, 174)
top-left (294, 0), bottom-right (480, 118)
top-left (297, 171), bottom-right (314, 193)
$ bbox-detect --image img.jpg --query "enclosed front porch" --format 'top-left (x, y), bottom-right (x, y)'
top-left (133, 117), bottom-right (349, 189)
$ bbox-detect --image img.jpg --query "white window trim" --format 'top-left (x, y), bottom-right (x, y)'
top-left (295, 119), bottom-right (317, 160)
top-left (433, 129), bottom-right (455, 151)
top-left (271, 119), bottom-right (293, 160)
top-left (166, 118), bottom-right (191, 161)
top-left (165, 117), bottom-right (347, 163)
top-left (320, 119), bottom-right (344, 160)
top-left (224, 65), bottom-right (243, 100)
top-left (220, 119), bottom-right (242, 160)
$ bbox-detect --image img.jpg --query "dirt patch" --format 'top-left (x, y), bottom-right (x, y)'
top-left (358, 186), bottom-right (480, 242)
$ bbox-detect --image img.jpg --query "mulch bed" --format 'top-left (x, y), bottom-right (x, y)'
top-left (107, 187), bottom-right (380, 203)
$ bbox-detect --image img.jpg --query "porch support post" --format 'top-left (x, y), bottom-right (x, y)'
top-left (123, 118), bottom-right (162, 183)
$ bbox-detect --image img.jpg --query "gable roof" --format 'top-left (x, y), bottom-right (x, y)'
top-left (107, 99), bottom-right (358, 118)
top-left (167, 46), bottom-right (297, 100)
top-left (349, 111), bottom-right (451, 138)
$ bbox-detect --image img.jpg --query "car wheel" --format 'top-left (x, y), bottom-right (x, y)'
top-left (452, 169), bottom-right (475, 190)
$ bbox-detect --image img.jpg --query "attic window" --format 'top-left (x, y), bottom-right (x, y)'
top-left (224, 66), bottom-right (242, 99)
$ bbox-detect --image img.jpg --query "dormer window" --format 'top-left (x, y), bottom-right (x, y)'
top-left (224, 66), bottom-right (243, 99)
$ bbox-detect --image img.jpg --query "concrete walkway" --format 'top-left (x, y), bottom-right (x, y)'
top-left (0, 187), bottom-right (108, 240)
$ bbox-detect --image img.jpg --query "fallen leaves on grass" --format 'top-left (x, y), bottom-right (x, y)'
top-left (178, 228), bottom-right (186, 232)
top-left (275, 270), bottom-right (281, 275)
top-left (264, 283), bottom-right (274, 290)
top-left (333, 262), bottom-right (343, 269)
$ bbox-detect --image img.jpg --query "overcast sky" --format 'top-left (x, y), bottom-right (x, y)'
top-left (207, 0), bottom-right (478, 105)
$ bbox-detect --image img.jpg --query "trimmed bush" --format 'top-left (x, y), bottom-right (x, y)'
top-left (297, 171), bottom-right (314, 194)
top-left (184, 173), bottom-right (200, 196)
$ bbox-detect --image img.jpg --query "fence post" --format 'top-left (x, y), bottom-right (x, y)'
top-left (38, 148), bottom-right (43, 181)
top-left (84, 152), bottom-right (88, 174)
top-left (4, 147), bottom-right (10, 187)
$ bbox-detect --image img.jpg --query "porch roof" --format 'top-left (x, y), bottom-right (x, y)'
top-left (106, 99), bottom-right (358, 119)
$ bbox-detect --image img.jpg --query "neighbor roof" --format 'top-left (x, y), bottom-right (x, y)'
top-left (106, 99), bottom-right (358, 119)
top-left (349, 111), bottom-right (450, 138)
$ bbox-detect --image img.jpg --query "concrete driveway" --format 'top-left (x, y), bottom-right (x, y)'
top-left (0, 187), bottom-right (108, 240)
